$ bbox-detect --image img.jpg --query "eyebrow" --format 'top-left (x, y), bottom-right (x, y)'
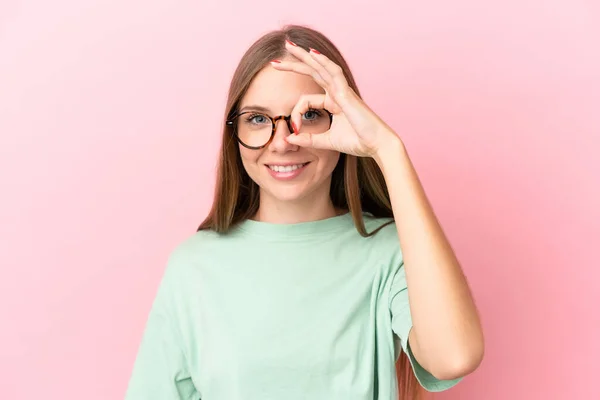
top-left (238, 104), bottom-right (272, 114)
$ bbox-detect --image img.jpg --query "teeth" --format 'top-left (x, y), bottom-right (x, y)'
top-left (269, 163), bottom-right (305, 172)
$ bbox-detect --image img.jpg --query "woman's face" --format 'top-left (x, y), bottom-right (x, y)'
top-left (237, 58), bottom-right (340, 206)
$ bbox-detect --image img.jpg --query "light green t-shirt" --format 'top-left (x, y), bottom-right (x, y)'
top-left (125, 213), bottom-right (462, 399)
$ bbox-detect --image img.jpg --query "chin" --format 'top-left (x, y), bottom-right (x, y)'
top-left (261, 182), bottom-right (313, 203)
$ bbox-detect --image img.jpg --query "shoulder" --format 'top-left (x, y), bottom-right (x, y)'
top-left (360, 214), bottom-right (404, 276)
top-left (362, 214), bottom-right (399, 246)
top-left (160, 228), bottom-right (230, 279)
top-left (168, 229), bottom-right (220, 260)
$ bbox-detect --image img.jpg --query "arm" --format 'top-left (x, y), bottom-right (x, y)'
top-left (270, 40), bottom-right (484, 379)
top-left (374, 136), bottom-right (484, 380)
top-left (125, 262), bottom-right (199, 400)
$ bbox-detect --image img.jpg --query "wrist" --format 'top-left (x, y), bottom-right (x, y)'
top-left (372, 131), bottom-right (406, 168)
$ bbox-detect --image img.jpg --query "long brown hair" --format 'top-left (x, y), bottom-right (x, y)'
top-left (197, 24), bottom-right (424, 399)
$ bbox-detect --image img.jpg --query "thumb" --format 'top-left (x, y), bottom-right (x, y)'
top-left (286, 132), bottom-right (332, 150)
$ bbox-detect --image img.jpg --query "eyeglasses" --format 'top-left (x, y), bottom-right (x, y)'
top-left (226, 109), bottom-right (333, 150)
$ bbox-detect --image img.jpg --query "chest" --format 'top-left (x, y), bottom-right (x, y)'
top-left (182, 250), bottom-right (386, 392)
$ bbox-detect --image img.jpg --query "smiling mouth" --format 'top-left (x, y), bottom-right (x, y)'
top-left (266, 162), bottom-right (310, 173)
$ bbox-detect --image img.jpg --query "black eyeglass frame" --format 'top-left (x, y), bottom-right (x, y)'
top-left (225, 110), bottom-right (333, 150)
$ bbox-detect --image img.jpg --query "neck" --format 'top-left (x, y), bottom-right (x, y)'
top-left (253, 189), bottom-right (340, 225)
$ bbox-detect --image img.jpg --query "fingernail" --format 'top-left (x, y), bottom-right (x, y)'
top-left (309, 48), bottom-right (321, 55)
top-left (291, 121), bottom-right (299, 134)
top-left (286, 39), bottom-right (297, 47)
top-left (270, 59), bottom-right (281, 63)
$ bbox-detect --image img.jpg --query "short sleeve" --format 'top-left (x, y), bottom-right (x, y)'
top-left (389, 262), bottom-right (463, 392)
top-left (125, 263), bottom-right (199, 400)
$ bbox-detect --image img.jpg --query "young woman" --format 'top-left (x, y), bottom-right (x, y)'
top-left (126, 25), bottom-right (484, 400)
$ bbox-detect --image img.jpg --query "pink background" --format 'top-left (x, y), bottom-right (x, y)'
top-left (1, 1), bottom-right (599, 399)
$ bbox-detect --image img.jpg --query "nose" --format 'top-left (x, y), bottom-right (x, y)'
top-left (268, 118), bottom-right (297, 153)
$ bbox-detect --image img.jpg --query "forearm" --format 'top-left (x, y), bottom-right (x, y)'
top-left (374, 134), bottom-right (484, 378)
